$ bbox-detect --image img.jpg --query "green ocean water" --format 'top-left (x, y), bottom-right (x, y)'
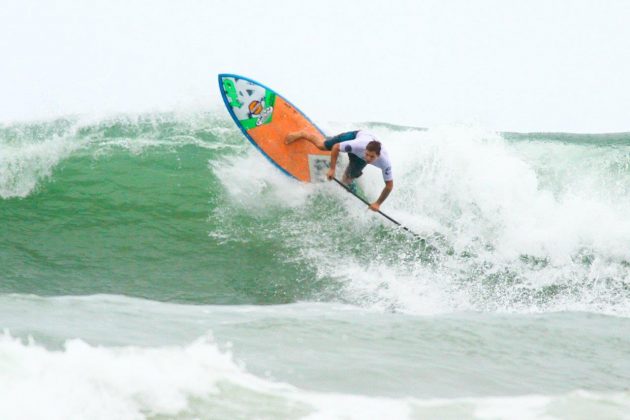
top-left (1, 114), bottom-right (319, 303)
top-left (1, 113), bottom-right (629, 419)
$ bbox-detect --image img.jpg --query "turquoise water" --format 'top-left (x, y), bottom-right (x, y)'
top-left (1, 113), bottom-right (629, 419)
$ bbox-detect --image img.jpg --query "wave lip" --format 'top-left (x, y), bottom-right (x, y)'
top-left (0, 126), bottom-right (81, 199)
top-left (0, 112), bottom-right (236, 199)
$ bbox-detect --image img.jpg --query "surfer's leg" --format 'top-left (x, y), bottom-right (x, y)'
top-left (341, 153), bottom-right (368, 188)
top-left (341, 167), bottom-right (359, 194)
top-left (341, 169), bottom-right (354, 185)
top-left (285, 131), bottom-right (326, 150)
top-left (322, 131), bottom-right (360, 151)
top-left (346, 153), bottom-right (368, 181)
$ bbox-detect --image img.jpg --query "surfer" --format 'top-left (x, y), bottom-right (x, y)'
top-left (286, 130), bottom-right (393, 212)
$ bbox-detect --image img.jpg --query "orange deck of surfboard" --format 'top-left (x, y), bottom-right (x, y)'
top-left (218, 74), bottom-right (331, 182)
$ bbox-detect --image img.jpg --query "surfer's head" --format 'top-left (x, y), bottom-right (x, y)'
top-left (364, 141), bottom-right (381, 163)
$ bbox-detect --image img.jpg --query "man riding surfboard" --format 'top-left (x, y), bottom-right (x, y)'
top-left (286, 130), bottom-right (393, 212)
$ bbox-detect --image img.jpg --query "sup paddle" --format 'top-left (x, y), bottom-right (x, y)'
top-left (332, 177), bottom-right (421, 238)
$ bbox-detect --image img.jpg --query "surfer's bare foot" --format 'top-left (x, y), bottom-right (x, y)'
top-left (285, 131), bottom-right (304, 145)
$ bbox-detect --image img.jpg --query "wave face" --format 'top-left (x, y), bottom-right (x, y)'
top-left (2, 113), bottom-right (629, 315)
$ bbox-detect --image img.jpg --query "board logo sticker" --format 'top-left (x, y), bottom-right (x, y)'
top-left (221, 77), bottom-right (276, 129)
top-left (249, 100), bottom-right (263, 115)
top-left (308, 154), bottom-right (331, 183)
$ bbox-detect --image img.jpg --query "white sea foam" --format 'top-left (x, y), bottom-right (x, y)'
top-left (367, 125), bottom-right (629, 314)
top-left (382, 125), bottom-right (630, 262)
top-left (210, 148), bottom-right (314, 210)
top-left (0, 330), bottom-right (627, 420)
top-left (0, 331), bottom-right (297, 420)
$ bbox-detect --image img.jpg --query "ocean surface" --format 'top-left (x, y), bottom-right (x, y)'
top-left (1, 113), bottom-right (629, 419)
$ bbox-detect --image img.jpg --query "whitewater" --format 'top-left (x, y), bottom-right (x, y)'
top-left (1, 112), bottom-right (629, 419)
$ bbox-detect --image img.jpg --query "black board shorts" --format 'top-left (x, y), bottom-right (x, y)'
top-left (323, 131), bottom-right (368, 178)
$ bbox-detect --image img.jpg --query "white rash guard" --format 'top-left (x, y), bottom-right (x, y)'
top-left (338, 131), bottom-right (393, 182)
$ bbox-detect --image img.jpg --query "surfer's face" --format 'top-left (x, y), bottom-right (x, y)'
top-left (364, 150), bottom-right (379, 163)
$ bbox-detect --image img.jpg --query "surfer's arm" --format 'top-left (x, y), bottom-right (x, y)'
top-left (327, 144), bottom-right (340, 180)
top-left (369, 180), bottom-right (393, 212)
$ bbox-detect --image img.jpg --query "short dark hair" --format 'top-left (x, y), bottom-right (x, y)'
top-left (366, 140), bottom-right (381, 155)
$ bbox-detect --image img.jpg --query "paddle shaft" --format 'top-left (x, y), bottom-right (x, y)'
top-left (332, 177), bottom-right (419, 237)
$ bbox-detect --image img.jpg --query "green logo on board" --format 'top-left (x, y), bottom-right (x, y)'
top-left (222, 78), bottom-right (243, 109)
top-left (222, 77), bottom-right (276, 129)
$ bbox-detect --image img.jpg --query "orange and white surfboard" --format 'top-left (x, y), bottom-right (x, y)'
top-left (218, 74), bottom-right (331, 182)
